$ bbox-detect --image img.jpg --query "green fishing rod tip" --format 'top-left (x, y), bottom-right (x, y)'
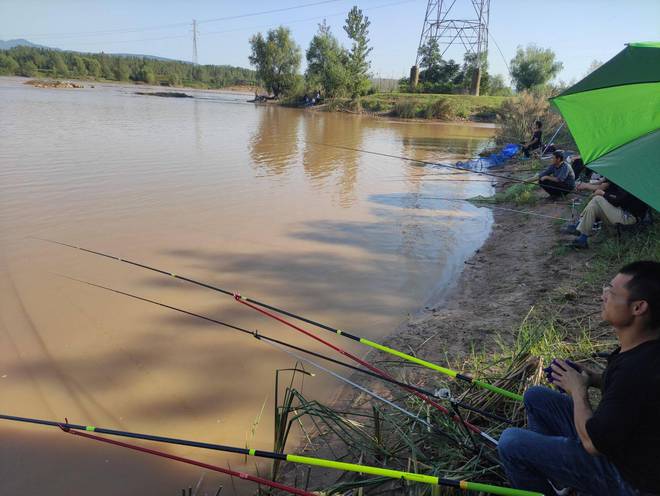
top-left (85, 426), bottom-right (96, 432)
top-left (249, 448), bottom-right (256, 456)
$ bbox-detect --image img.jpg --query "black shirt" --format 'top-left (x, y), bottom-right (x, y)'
top-left (586, 339), bottom-right (660, 492)
top-left (531, 129), bottom-right (542, 145)
top-left (603, 183), bottom-right (649, 220)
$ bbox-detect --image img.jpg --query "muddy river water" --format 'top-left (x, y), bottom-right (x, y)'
top-left (0, 77), bottom-right (495, 495)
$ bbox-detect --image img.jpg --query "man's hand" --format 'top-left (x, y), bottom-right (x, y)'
top-left (551, 359), bottom-right (590, 396)
top-left (594, 189), bottom-right (605, 197)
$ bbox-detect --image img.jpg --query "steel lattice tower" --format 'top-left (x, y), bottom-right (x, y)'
top-left (411, 0), bottom-right (490, 95)
top-left (192, 19), bottom-right (198, 66)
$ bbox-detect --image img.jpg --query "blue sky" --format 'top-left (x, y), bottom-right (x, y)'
top-left (1, 0), bottom-right (659, 84)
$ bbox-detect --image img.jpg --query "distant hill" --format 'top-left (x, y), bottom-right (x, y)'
top-left (0, 38), bottom-right (53, 50)
top-left (1, 39), bottom-right (181, 62)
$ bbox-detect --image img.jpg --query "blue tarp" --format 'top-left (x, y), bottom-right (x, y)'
top-left (453, 143), bottom-right (520, 171)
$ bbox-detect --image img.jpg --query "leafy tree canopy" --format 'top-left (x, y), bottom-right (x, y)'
top-left (343, 6), bottom-right (372, 97)
top-left (510, 44), bottom-right (563, 91)
top-left (305, 20), bottom-right (349, 98)
top-left (249, 26), bottom-right (302, 98)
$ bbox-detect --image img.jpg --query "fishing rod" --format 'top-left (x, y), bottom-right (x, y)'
top-left (314, 142), bottom-right (586, 197)
top-left (266, 339), bottom-right (500, 448)
top-left (59, 276), bottom-right (498, 445)
top-left (65, 277), bottom-right (513, 426)
top-left (0, 414), bottom-right (542, 496)
top-left (38, 237), bottom-right (524, 403)
top-left (60, 423), bottom-right (315, 496)
top-left (232, 294), bottom-right (507, 442)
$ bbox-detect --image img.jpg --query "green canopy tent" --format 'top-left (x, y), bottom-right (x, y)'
top-left (550, 42), bottom-right (660, 212)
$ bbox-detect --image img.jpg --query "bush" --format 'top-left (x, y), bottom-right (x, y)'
top-left (422, 98), bottom-right (454, 119)
top-left (495, 88), bottom-right (574, 149)
top-left (392, 99), bottom-right (417, 118)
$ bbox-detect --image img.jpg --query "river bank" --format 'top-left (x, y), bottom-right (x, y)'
top-left (279, 92), bottom-right (507, 124)
top-left (279, 157), bottom-right (660, 493)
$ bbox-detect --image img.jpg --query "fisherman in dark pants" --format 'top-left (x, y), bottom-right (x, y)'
top-left (498, 261), bottom-right (660, 495)
top-left (521, 120), bottom-right (543, 158)
top-left (538, 151), bottom-right (575, 198)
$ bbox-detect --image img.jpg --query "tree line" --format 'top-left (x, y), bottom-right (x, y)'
top-left (248, 6), bottom-right (375, 99)
top-left (248, 5), bottom-right (565, 100)
top-left (0, 45), bottom-right (257, 88)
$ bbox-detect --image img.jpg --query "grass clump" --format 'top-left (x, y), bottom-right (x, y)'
top-left (471, 182), bottom-right (538, 206)
top-left (392, 99), bottom-right (418, 118)
top-left (421, 98), bottom-right (454, 120)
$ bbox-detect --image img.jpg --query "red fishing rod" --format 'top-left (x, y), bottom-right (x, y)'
top-left (233, 295), bottom-right (497, 445)
top-left (59, 423), bottom-right (315, 496)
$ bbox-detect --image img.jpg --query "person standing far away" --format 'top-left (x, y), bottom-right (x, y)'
top-left (497, 260), bottom-right (660, 495)
top-left (538, 150), bottom-right (575, 199)
top-left (521, 120), bottom-right (543, 158)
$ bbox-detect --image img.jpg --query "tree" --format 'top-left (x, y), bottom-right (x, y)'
top-left (510, 44), bottom-right (563, 91)
top-left (19, 60), bottom-right (38, 77)
top-left (49, 52), bottom-right (68, 77)
top-left (305, 20), bottom-right (349, 97)
top-left (72, 55), bottom-right (87, 77)
top-left (486, 74), bottom-right (512, 96)
top-left (115, 59), bottom-right (130, 81)
top-left (131, 63), bottom-right (156, 84)
top-left (0, 53), bottom-right (19, 75)
top-left (85, 58), bottom-right (102, 78)
top-left (249, 26), bottom-right (301, 98)
top-left (417, 37), bottom-right (443, 83)
top-left (459, 52), bottom-right (489, 94)
top-left (343, 6), bottom-right (372, 97)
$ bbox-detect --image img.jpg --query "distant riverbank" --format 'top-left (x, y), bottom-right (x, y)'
top-left (281, 92), bottom-right (508, 124)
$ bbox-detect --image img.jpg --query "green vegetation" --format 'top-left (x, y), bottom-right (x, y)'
top-left (0, 45), bottom-right (257, 88)
top-left (473, 182), bottom-right (539, 206)
top-left (343, 6), bottom-right (372, 98)
top-left (358, 92), bottom-right (507, 120)
top-left (510, 44), bottom-right (564, 92)
top-left (305, 21), bottom-right (350, 98)
top-left (401, 37), bottom-right (512, 97)
top-left (495, 88), bottom-right (576, 149)
top-left (249, 26), bottom-right (302, 98)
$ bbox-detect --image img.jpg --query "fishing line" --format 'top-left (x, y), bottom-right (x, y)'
top-left (0, 414), bottom-right (542, 496)
top-left (62, 276), bottom-right (513, 427)
top-left (419, 197), bottom-right (573, 221)
top-left (37, 237), bottom-right (523, 402)
top-left (314, 142), bottom-right (587, 197)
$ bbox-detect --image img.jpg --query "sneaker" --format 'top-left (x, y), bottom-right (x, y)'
top-left (561, 223), bottom-right (578, 235)
top-left (570, 236), bottom-right (589, 249)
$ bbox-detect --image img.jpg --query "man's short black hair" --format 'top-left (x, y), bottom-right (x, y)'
top-left (535, 120), bottom-right (542, 128)
top-left (553, 150), bottom-right (564, 160)
top-left (619, 261), bottom-right (660, 330)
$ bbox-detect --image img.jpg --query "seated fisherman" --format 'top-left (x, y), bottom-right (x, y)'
top-left (538, 151), bottom-right (575, 198)
top-left (564, 179), bottom-right (649, 249)
top-left (498, 260), bottom-right (660, 496)
top-left (521, 120), bottom-right (543, 158)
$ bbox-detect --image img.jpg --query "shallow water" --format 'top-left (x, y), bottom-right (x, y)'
top-left (0, 77), bottom-right (495, 495)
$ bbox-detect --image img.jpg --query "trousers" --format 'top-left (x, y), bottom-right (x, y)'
top-left (576, 196), bottom-right (636, 236)
top-left (497, 386), bottom-right (639, 495)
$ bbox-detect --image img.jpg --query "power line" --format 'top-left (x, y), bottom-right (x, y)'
top-left (32, 0), bottom-right (414, 49)
top-left (10, 0), bottom-right (346, 40)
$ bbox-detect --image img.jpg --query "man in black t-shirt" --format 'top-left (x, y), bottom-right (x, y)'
top-left (498, 261), bottom-right (660, 495)
top-left (521, 120), bottom-right (543, 158)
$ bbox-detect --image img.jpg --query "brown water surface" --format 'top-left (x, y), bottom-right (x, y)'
top-left (0, 77), bottom-right (495, 495)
